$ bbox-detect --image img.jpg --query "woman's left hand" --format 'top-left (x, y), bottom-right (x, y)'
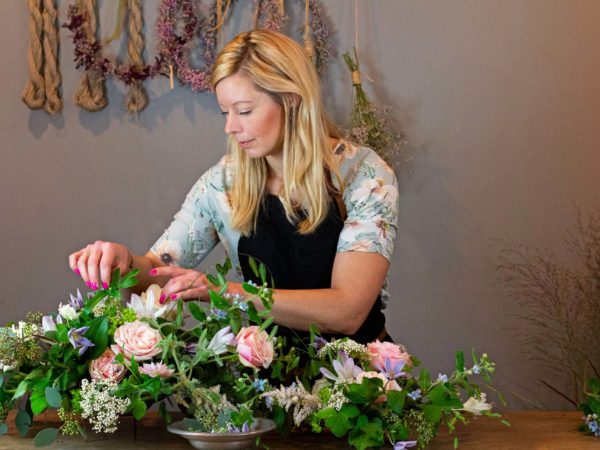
top-left (149, 266), bottom-right (211, 304)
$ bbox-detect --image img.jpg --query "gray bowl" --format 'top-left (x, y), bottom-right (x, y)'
top-left (167, 418), bottom-right (276, 449)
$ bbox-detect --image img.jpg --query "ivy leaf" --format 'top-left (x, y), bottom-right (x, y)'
top-left (315, 404), bottom-right (359, 438)
top-left (45, 387), bottom-right (62, 408)
top-left (131, 397), bottom-right (147, 420)
top-left (345, 378), bottom-right (384, 404)
top-left (16, 409), bottom-right (32, 437)
top-left (0, 423), bottom-right (7, 436)
top-left (456, 350), bottom-right (465, 372)
top-left (348, 415), bottom-right (384, 450)
top-left (34, 428), bottom-right (59, 447)
top-left (422, 404), bottom-right (442, 424)
top-left (387, 389), bottom-right (406, 414)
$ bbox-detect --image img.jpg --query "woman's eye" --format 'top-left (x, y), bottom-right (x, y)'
top-left (220, 111), bottom-right (228, 116)
top-left (239, 110), bottom-right (252, 115)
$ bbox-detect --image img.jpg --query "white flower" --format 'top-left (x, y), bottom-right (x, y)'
top-left (155, 240), bottom-right (183, 265)
top-left (42, 315), bottom-right (56, 332)
top-left (127, 285), bottom-right (169, 320)
top-left (206, 326), bottom-right (236, 355)
top-left (58, 303), bottom-right (80, 321)
top-left (461, 393), bottom-right (492, 415)
top-left (139, 361), bottom-right (174, 378)
top-left (79, 379), bottom-right (130, 433)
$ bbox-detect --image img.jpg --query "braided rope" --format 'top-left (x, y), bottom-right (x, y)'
top-left (303, 0), bottom-right (315, 63)
top-left (73, 0), bottom-right (108, 111)
top-left (124, 0), bottom-right (148, 113)
top-left (41, 0), bottom-right (63, 114)
top-left (21, 0), bottom-right (45, 110)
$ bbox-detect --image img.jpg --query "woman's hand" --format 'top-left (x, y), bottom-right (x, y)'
top-left (149, 266), bottom-right (211, 304)
top-left (69, 241), bottom-right (132, 290)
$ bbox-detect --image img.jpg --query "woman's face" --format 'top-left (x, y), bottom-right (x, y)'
top-left (215, 72), bottom-right (284, 160)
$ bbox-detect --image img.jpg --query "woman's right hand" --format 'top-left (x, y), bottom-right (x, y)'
top-left (69, 241), bottom-right (132, 290)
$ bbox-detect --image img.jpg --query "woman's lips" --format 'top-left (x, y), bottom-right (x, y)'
top-left (238, 139), bottom-right (254, 148)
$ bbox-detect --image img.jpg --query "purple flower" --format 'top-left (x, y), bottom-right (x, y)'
top-left (42, 315), bottom-right (56, 332)
top-left (320, 351), bottom-right (363, 381)
top-left (69, 289), bottom-right (84, 310)
top-left (408, 389), bottom-right (422, 401)
top-left (394, 441), bottom-right (417, 449)
top-left (313, 336), bottom-right (328, 351)
top-left (68, 326), bottom-right (95, 356)
top-left (185, 343), bottom-right (197, 355)
top-left (374, 357), bottom-right (407, 379)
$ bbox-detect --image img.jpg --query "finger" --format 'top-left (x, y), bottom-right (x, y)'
top-left (172, 286), bottom-right (210, 302)
top-left (68, 252), bottom-right (81, 275)
top-left (87, 248), bottom-right (101, 291)
top-left (99, 247), bottom-right (118, 289)
top-left (77, 252), bottom-right (91, 288)
top-left (149, 265), bottom-right (189, 278)
top-left (161, 276), bottom-right (208, 303)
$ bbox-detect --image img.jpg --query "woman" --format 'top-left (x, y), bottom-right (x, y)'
top-left (69, 30), bottom-right (398, 344)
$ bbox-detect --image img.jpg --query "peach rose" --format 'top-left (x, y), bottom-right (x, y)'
top-left (236, 326), bottom-right (274, 369)
top-left (111, 321), bottom-right (162, 362)
top-left (367, 340), bottom-right (411, 371)
top-left (89, 349), bottom-right (125, 382)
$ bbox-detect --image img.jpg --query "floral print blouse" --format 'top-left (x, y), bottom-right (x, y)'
top-left (150, 142), bottom-right (399, 303)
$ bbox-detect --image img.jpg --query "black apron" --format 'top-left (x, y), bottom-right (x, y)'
top-left (237, 194), bottom-right (386, 345)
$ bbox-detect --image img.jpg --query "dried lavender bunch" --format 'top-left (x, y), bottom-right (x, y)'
top-left (342, 48), bottom-right (407, 170)
top-left (497, 207), bottom-right (600, 404)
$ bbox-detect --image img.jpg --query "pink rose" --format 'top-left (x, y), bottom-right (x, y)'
top-left (236, 326), bottom-right (274, 369)
top-left (111, 321), bottom-right (162, 362)
top-left (89, 349), bottom-right (125, 382)
top-left (367, 340), bottom-right (411, 371)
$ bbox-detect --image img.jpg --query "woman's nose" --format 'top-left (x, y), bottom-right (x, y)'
top-left (224, 114), bottom-right (241, 134)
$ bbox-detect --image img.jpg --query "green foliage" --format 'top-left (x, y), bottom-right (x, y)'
top-left (348, 415), bottom-right (384, 450)
top-left (15, 409), bottom-right (31, 437)
top-left (33, 427), bottom-right (58, 447)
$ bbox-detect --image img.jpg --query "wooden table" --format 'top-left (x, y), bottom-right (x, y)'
top-left (0, 411), bottom-right (598, 449)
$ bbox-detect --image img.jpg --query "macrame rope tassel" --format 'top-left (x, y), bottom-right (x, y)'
top-left (125, 0), bottom-right (148, 113)
top-left (22, 0), bottom-right (46, 110)
top-left (41, 0), bottom-right (63, 114)
top-left (253, 0), bottom-right (261, 29)
top-left (303, 0), bottom-right (315, 63)
top-left (73, 0), bottom-right (108, 112)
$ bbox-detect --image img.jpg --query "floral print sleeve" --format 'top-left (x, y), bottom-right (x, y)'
top-left (150, 164), bottom-right (224, 268)
top-left (336, 144), bottom-right (399, 262)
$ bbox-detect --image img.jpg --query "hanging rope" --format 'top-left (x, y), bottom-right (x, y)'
top-left (209, 0), bottom-right (232, 33)
top-left (124, 0), bottom-right (148, 113)
top-left (73, 0), bottom-right (108, 112)
top-left (303, 0), bottom-right (315, 62)
top-left (41, 0), bottom-right (63, 114)
top-left (22, 0), bottom-right (45, 110)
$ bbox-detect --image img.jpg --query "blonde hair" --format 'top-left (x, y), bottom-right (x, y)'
top-left (211, 29), bottom-right (341, 236)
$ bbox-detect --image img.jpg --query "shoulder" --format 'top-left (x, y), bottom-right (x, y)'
top-left (188, 155), bottom-right (234, 198)
top-left (336, 141), bottom-right (397, 195)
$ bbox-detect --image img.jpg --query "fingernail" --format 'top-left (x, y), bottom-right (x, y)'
top-left (85, 281), bottom-right (92, 288)
top-left (149, 269), bottom-right (157, 276)
top-left (159, 294), bottom-right (166, 304)
top-left (170, 294), bottom-right (178, 300)
top-left (102, 282), bottom-right (109, 289)
top-left (92, 283), bottom-right (98, 291)
top-left (74, 269), bottom-right (80, 275)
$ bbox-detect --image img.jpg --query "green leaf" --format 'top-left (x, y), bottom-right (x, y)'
top-left (248, 257), bottom-right (259, 277)
top-left (428, 385), bottom-right (463, 409)
top-left (0, 423), bottom-right (7, 436)
top-left (188, 302), bottom-right (207, 321)
top-left (209, 290), bottom-right (230, 310)
top-left (422, 404), bottom-right (442, 423)
top-left (131, 397), bottom-right (147, 420)
top-left (0, 372), bottom-right (4, 387)
top-left (12, 380), bottom-right (29, 401)
top-left (454, 436), bottom-right (459, 448)
top-left (258, 317), bottom-right (273, 333)
top-left (345, 378), bottom-right (384, 404)
top-left (182, 418), bottom-right (202, 431)
top-left (389, 420), bottom-right (409, 442)
top-left (387, 389), bottom-right (406, 414)
top-left (45, 387), bottom-right (62, 408)
top-left (348, 415), bottom-right (384, 450)
top-left (158, 401), bottom-right (172, 424)
top-left (30, 388), bottom-right (49, 415)
top-left (456, 350), bottom-right (465, 372)
top-left (87, 316), bottom-right (109, 359)
top-left (16, 409), bottom-right (32, 437)
top-left (316, 404), bottom-right (359, 438)
top-left (34, 428), bottom-right (59, 447)
top-left (258, 263), bottom-right (267, 283)
top-left (242, 282), bottom-right (259, 295)
top-left (418, 369), bottom-right (431, 391)
top-left (588, 378), bottom-right (600, 394)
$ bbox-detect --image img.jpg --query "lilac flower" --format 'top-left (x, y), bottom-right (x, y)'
top-left (320, 351), bottom-right (363, 382)
top-left (312, 336), bottom-right (328, 351)
top-left (69, 289), bottom-right (84, 310)
top-left (374, 357), bottom-right (407, 379)
top-left (437, 373), bottom-right (448, 383)
top-left (408, 389), bottom-right (422, 401)
top-left (68, 326), bottom-right (95, 356)
top-left (207, 326), bottom-right (236, 355)
top-left (227, 421), bottom-right (250, 433)
top-left (185, 343), bottom-right (197, 355)
top-left (394, 441), bottom-right (417, 449)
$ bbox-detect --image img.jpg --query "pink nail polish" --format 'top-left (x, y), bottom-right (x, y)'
top-left (149, 269), bottom-right (157, 276)
top-left (74, 269), bottom-right (80, 275)
top-left (86, 281), bottom-right (92, 288)
top-left (159, 294), bottom-right (166, 304)
top-left (92, 283), bottom-right (98, 290)
top-left (170, 294), bottom-right (178, 300)
top-left (102, 282), bottom-right (109, 289)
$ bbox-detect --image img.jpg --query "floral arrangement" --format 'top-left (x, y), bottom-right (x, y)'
top-left (580, 370), bottom-right (600, 437)
top-left (0, 260), bottom-right (504, 448)
top-left (263, 338), bottom-right (505, 449)
top-left (0, 261), bottom-right (297, 446)
top-left (343, 48), bottom-right (407, 169)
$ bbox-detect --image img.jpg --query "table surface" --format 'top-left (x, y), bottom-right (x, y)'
top-left (1, 410), bottom-right (598, 449)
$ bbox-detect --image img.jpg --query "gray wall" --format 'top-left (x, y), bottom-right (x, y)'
top-left (2, 1), bottom-right (599, 410)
